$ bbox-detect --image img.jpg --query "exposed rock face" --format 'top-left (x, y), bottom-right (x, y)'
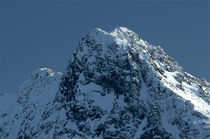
top-left (1, 27), bottom-right (210, 139)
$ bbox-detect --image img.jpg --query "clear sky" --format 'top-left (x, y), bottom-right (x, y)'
top-left (0, 0), bottom-right (210, 93)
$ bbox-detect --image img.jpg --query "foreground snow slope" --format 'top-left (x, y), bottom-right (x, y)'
top-left (1, 27), bottom-right (210, 139)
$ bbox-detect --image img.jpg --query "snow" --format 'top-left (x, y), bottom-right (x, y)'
top-left (107, 124), bottom-right (116, 132)
top-left (115, 94), bottom-right (127, 108)
top-left (182, 81), bottom-right (197, 95)
top-left (4, 68), bottom-right (62, 138)
top-left (163, 80), bottom-right (210, 117)
top-left (163, 71), bottom-right (179, 85)
top-left (133, 117), bottom-right (147, 139)
top-left (161, 110), bottom-right (180, 138)
top-left (139, 78), bottom-right (148, 103)
top-left (0, 93), bottom-right (17, 115)
top-left (91, 91), bottom-right (115, 112)
top-left (89, 28), bottom-right (113, 55)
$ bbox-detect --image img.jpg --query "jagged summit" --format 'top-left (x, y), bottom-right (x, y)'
top-left (1, 27), bottom-right (210, 139)
top-left (58, 27), bottom-right (210, 138)
top-left (78, 26), bottom-right (146, 58)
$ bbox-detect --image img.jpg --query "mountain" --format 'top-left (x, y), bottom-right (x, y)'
top-left (1, 27), bottom-right (210, 139)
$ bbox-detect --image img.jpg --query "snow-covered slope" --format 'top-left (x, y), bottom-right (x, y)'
top-left (0, 93), bottom-right (18, 137)
top-left (0, 68), bottom-right (62, 138)
top-left (0, 93), bottom-right (17, 116)
top-left (1, 27), bottom-right (210, 139)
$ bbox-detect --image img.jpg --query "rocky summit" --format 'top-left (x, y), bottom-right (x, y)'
top-left (1, 27), bottom-right (210, 139)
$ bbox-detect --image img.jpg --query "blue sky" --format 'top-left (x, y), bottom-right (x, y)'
top-left (0, 0), bottom-right (209, 93)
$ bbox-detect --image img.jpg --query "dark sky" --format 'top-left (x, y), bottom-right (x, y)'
top-left (0, 0), bottom-right (210, 93)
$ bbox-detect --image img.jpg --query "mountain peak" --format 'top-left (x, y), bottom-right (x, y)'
top-left (60, 27), bottom-right (210, 138)
top-left (75, 27), bottom-right (145, 65)
top-left (1, 27), bottom-right (210, 139)
top-left (31, 68), bottom-right (55, 79)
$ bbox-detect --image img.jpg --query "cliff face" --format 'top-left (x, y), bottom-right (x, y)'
top-left (1, 27), bottom-right (210, 139)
